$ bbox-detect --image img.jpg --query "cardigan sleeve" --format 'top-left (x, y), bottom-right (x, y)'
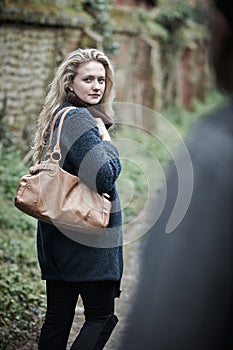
top-left (58, 107), bottom-right (121, 194)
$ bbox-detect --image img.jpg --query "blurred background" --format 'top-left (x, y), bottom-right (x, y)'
top-left (0, 0), bottom-right (224, 349)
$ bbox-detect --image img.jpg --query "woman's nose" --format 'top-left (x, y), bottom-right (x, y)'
top-left (92, 80), bottom-right (100, 90)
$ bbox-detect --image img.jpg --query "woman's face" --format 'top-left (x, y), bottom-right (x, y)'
top-left (70, 61), bottom-right (106, 104)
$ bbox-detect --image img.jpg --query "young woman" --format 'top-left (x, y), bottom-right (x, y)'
top-left (33, 48), bottom-right (123, 350)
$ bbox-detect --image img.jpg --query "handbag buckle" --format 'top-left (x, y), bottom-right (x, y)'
top-left (51, 151), bottom-right (61, 161)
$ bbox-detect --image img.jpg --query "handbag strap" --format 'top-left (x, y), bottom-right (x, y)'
top-left (46, 106), bottom-right (77, 159)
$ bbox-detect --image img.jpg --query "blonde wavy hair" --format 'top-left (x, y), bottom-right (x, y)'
top-left (33, 48), bottom-right (115, 163)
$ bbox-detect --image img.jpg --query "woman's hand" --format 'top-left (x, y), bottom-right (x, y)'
top-left (95, 118), bottom-right (111, 141)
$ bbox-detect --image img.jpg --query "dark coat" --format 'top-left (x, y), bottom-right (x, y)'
top-left (37, 104), bottom-right (123, 283)
top-left (120, 100), bottom-right (233, 349)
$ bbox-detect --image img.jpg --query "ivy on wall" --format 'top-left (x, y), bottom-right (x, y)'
top-left (83, 0), bottom-right (118, 54)
top-left (157, 0), bottom-right (208, 31)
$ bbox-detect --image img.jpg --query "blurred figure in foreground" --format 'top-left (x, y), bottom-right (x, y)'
top-left (119, 1), bottom-right (233, 349)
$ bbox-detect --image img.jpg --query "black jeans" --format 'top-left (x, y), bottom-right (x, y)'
top-left (38, 280), bottom-right (119, 350)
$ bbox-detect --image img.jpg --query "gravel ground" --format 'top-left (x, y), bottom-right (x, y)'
top-left (67, 238), bottom-right (142, 350)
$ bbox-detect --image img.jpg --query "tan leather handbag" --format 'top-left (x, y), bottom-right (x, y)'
top-left (14, 107), bottom-right (111, 234)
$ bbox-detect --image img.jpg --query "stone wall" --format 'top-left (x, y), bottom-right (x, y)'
top-left (0, 21), bottom-right (85, 147)
top-left (0, 6), bottom-right (212, 149)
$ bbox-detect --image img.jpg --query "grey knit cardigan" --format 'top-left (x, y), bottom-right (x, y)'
top-left (37, 103), bottom-right (123, 283)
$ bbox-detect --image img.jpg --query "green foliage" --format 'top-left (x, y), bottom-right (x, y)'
top-left (0, 254), bottom-right (45, 349)
top-left (115, 126), bottom-right (169, 224)
top-left (0, 146), bottom-right (45, 349)
top-left (1, 148), bottom-right (24, 201)
top-left (136, 7), bottom-right (169, 40)
top-left (157, 0), bottom-right (207, 32)
top-left (84, 0), bottom-right (118, 54)
top-left (0, 147), bottom-right (36, 232)
top-left (164, 90), bottom-right (225, 134)
top-left (157, 0), bottom-right (192, 25)
top-left (114, 91), bottom-right (225, 225)
top-left (120, 159), bottom-right (148, 222)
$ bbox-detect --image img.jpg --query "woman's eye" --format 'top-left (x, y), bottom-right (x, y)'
top-left (83, 77), bottom-right (105, 83)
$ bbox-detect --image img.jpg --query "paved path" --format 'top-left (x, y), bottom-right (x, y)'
top-left (67, 239), bottom-right (142, 349)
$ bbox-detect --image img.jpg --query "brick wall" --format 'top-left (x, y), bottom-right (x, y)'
top-left (0, 23), bottom-right (83, 147)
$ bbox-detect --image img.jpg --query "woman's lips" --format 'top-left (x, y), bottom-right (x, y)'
top-left (89, 94), bottom-right (101, 98)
